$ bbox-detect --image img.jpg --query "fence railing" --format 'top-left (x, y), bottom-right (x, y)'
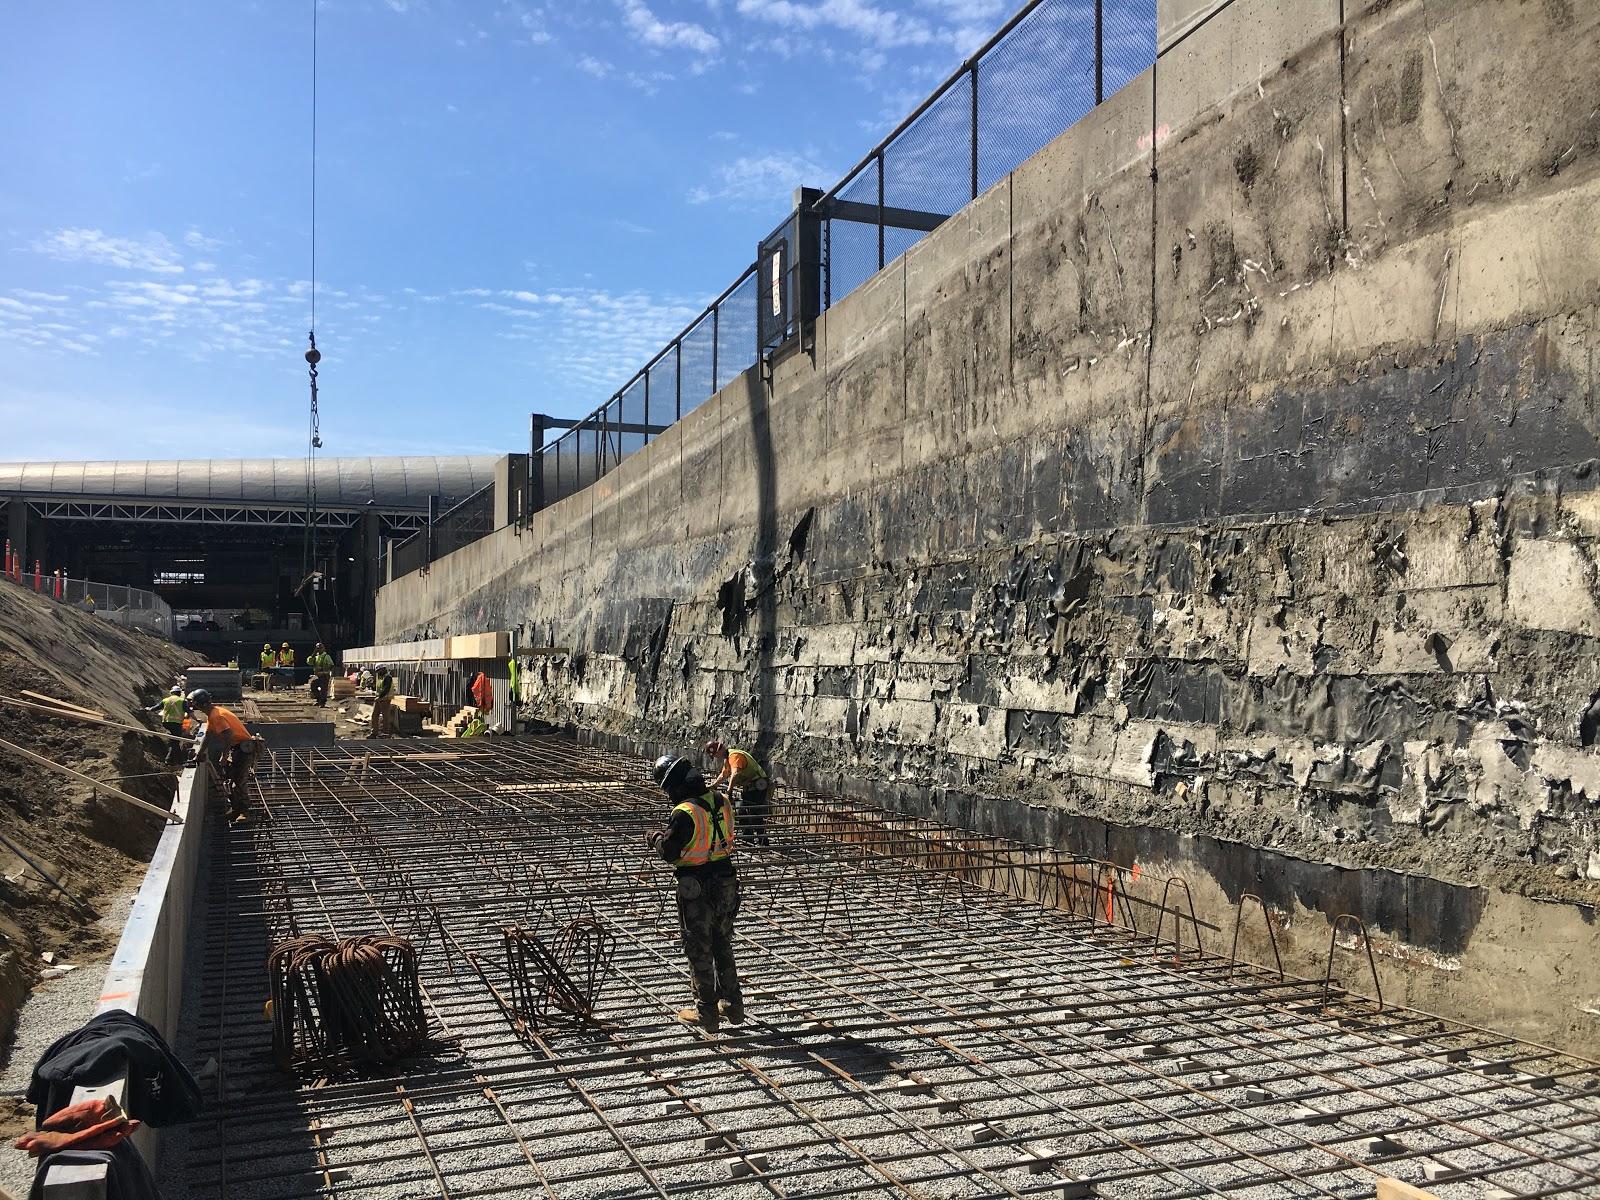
top-left (386, 483), bottom-right (495, 581)
top-left (0, 563), bottom-right (175, 639)
top-left (529, 0), bottom-right (1156, 510)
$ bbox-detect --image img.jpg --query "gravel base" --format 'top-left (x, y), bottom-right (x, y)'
top-left (0, 890), bottom-right (137, 1200)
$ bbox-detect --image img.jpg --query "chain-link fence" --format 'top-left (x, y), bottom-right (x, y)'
top-left (529, 0), bottom-right (1156, 514)
top-left (534, 266), bottom-right (759, 511)
top-left (1, 568), bottom-right (175, 638)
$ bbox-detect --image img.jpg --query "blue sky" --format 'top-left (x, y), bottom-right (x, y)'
top-left (0, 0), bottom-right (1130, 462)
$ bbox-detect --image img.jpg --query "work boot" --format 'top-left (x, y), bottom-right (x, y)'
top-left (718, 999), bottom-right (745, 1024)
top-left (676, 1005), bottom-right (719, 1033)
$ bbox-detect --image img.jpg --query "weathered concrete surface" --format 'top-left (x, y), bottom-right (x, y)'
top-left (379, 0), bottom-right (1600, 1046)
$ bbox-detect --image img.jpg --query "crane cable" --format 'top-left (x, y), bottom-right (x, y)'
top-left (302, 0), bottom-right (323, 585)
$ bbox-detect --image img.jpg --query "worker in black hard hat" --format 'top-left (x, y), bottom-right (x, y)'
top-left (646, 754), bottom-right (743, 1034)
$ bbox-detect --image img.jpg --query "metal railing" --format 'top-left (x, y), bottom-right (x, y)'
top-left (530, 0), bottom-right (1156, 509)
top-left (1, 566), bottom-right (175, 638)
top-left (387, 483), bottom-right (495, 580)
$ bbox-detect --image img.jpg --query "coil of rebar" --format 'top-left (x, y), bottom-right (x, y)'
top-left (268, 933), bottom-right (426, 1072)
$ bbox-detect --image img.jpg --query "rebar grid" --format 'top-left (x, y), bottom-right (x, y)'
top-left (159, 735), bottom-right (1600, 1200)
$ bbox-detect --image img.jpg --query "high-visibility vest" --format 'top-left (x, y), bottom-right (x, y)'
top-left (278, 649), bottom-right (295, 667)
top-left (672, 793), bottom-right (734, 869)
top-left (260, 651), bottom-right (275, 669)
top-left (309, 651), bottom-right (333, 673)
top-left (727, 748), bottom-right (767, 787)
top-left (159, 695), bottom-right (186, 723)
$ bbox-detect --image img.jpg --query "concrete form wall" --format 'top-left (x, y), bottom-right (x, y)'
top-left (42, 768), bottom-right (208, 1195)
top-left (378, 0), bottom-right (1600, 1045)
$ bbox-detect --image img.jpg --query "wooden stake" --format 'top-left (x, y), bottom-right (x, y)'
top-left (0, 695), bottom-right (190, 743)
top-left (19, 690), bottom-right (105, 720)
top-left (0, 735), bottom-right (182, 824)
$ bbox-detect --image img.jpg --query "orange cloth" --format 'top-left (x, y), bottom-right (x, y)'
top-left (471, 672), bottom-right (493, 711)
top-left (204, 704), bottom-right (250, 747)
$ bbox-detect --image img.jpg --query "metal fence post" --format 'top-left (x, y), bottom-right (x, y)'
top-left (711, 304), bottom-right (720, 394)
top-left (529, 412), bottom-right (546, 516)
top-left (675, 342), bottom-right (683, 421)
top-left (970, 64), bottom-right (980, 201)
top-left (1095, 0), bottom-right (1104, 104)
top-left (876, 149), bottom-right (886, 271)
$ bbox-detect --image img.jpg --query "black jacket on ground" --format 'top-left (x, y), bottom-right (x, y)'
top-left (27, 1010), bottom-right (202, 1128)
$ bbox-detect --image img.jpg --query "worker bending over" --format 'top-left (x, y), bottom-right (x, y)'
top-left (646, 755), bottom-right (744, 1033)
top-left (460, 708), bottom-right (489, 738)
top-left (704, 741), bottom-right (772, 849)
top-left (369, 665), bottom-right (395, 736)
top-left (187, 689), bottom-right (261, 821)
top-left (307, 642), bottom-right (335, 707)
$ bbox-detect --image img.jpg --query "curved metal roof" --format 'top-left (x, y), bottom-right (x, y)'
top-left (0, 456), bottom-right (499, 512)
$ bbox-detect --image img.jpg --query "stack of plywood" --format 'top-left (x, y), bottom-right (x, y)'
top-left (330, 677), bottom-right (357, 699)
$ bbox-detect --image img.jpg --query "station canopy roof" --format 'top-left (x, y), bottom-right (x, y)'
top-left (0, 456), bottom-right (500, 513)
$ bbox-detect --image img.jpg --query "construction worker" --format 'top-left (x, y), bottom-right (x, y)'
top-left (276, 641), bottom-right (296, 689)
top-left (369, 665), bottom-right (395, 737)
top-left (259, 643), bottom-right (277, 691)
top-left (460, 708), bottom-right (489, 738)
top-left (646, 754), bottom-right (743, 1033)
top-left (147, 686), bottom-right (188, 764)
top-left (187, 689), bottom-right (261, 821)
top-left (470, 669), bottom-right (493, 714)
top-left (704, 741), bottom-right (772, 849)
top-left (307, 642), bottom-right (335, 707)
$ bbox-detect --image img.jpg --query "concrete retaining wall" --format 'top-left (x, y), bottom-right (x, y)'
top-left (375, 0), bottom-right (1600, 1046)
top-left (41, 767), bottom-right (208, 1195)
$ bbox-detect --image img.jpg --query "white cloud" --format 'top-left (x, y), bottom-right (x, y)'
top-left (31, 228), bottom-right (185, 274)
top-left (618, 0), bottom-right (720, 56)
top-left (183, 228), bottom-right (225, 253)
top-left (688, 150), bottom-right (833, 207)
top-left (577, 54), bottom-right (613, 77)
top-left (734, 0), bottom-right (937, 48)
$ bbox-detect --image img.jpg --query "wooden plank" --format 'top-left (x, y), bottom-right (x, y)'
top-left (20, 690), bottom-right (106, 720)
top-left (1375, 1180), bottom-right (1441, 1200)
top-left (0, 735), bottom-right (183, 824)
top-left (0, 695), bottom-right (191, 743)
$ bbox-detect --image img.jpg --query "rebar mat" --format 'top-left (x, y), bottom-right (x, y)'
top-left (159, 734), bottom-right (1600, 1200)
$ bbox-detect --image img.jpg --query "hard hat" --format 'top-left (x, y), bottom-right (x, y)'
top-left (187, 688), bottom-right (213, 709)
top-left (651, 755), bottom-right (701, 796)
top-left (281, 641), bottom-right (291, 648)
top-left (263, 642), bottom-right (273, 649)
top-left (702, 739), bottom-right (727, 757)
top-left (170, 685), bottom-right (182, 695)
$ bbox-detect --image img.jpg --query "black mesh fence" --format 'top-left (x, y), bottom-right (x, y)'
top-left (434, 484), bottom-right (495, 560)
top-left (529, 0), bottom-right (1157, 517)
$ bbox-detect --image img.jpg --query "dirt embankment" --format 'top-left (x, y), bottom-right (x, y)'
top-left (0, 581), bottom-right (192, 1056)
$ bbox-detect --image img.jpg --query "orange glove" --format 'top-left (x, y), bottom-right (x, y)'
top-left (41, 1097), bottom-right (120, 1132)
top-left (14, 1116), bottom-right (141, 1157)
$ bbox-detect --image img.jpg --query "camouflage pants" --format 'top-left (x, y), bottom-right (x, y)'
top-left (676, 869), bottom-right (742, 1014)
